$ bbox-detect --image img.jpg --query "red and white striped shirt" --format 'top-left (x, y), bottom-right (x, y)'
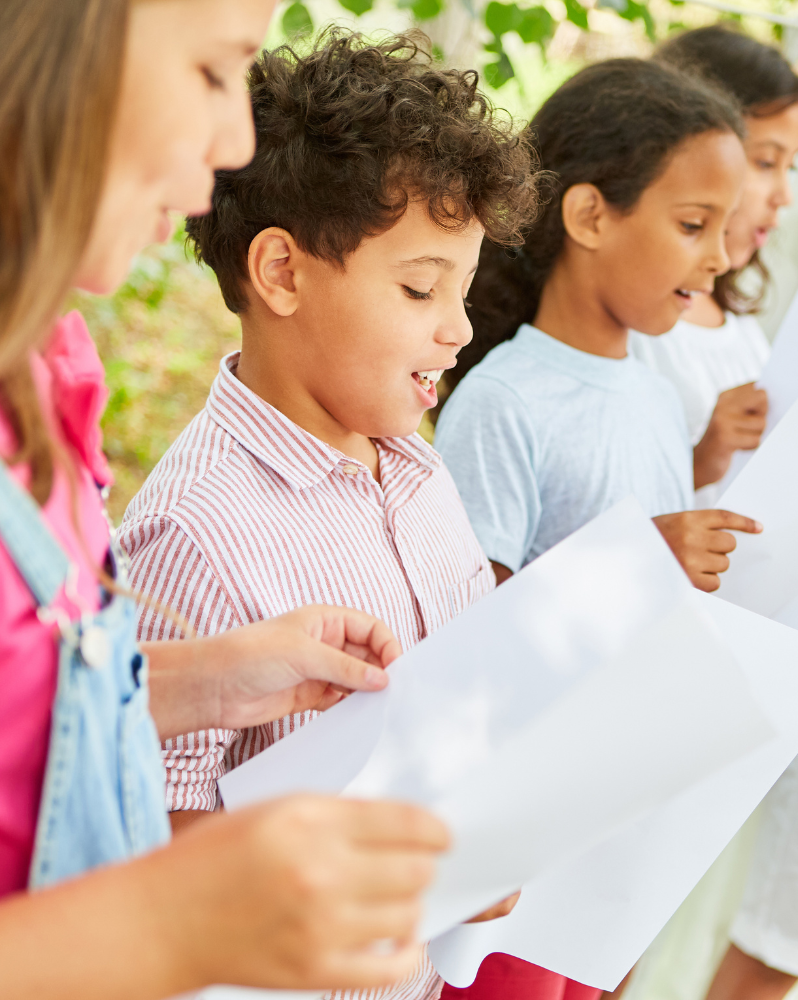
top-left (120, 354), bottom-right (494, 1000)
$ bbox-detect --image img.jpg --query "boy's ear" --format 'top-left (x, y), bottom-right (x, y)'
top-left (561, 183), bottom-right (608, 251)
top-left (248, 228), bottom-right (301, 317)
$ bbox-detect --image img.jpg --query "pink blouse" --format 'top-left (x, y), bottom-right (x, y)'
top-left (0, 312), bottom-right (112, 896)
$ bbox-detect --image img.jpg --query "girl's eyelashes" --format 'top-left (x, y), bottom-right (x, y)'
top-left (680, 221), bottom-right (704, 234)
top-left (755, 159), bottom-right (778, 170)
top-left (403, 285), bottom-right (433, 301)
top-left (201, 66), bottom-right (227, 91)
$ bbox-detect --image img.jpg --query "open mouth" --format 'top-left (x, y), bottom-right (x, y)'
top-left (674, 288), bottom-right (696, 303)
top-left (412, 369), bottom-right (445, 390)
top-left (754, 227), bottom-right (771, 249)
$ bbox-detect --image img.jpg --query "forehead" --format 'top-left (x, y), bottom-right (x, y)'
top-left (358, 199), bottom-right (484, 267)
top-left (746, 103), bottom-right (798, 150)
top-left (641, 130), bottom-right (746, 209)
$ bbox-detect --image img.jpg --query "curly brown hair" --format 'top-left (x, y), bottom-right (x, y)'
top-left (186, 30), bottom-right (540, 313)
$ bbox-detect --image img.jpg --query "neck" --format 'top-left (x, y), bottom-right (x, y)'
top-left (533, 252), bottom-right (628, 360)
top-left (235, 313), bottom-right (381, 481)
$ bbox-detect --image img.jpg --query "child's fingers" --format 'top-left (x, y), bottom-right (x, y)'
top-left (707, 510), bottom-right (763, 534)
top-left (695, 572), bottom-right (722, 594)
top-left (746, 386), bottom-right (769, 415)
top-left (700, 552), bottom-right (731, 575)
top-left (706, 529), bottom-right (737, 555)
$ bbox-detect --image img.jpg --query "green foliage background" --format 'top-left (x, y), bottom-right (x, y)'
top-left (76, 0), bottom-right (793, 523)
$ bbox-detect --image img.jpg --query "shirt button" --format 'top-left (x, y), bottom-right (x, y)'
top-left (342, 464), bottom-right (359, 476)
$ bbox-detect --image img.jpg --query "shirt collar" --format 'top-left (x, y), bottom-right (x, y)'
top-left (206, 353), bottom-right (439, 489)
top-left (514, 324), bottom-right (636, 391)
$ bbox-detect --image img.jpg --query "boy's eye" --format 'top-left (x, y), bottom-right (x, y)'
top-left (403, 286), bottom-right (432, 301)
top-left (201, 66), bottom-right (226, 91)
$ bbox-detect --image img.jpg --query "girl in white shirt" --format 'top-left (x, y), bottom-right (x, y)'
top-left (626, 25), bottom-right (798, 1000)
top-left (630, 26), bottom-right (798, 508)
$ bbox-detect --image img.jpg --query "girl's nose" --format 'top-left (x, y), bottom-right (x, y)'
top-left (710, 230), bottom-right (731, 276)
top-left (210, 93), bottom-right (256, 172)
top-left (773, 169), bottom-right (793, 209)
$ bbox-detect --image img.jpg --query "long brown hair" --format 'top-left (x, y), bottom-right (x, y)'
top-left (0, 0), bottom-right (128, 503)
top-left (450, 59), bottom-right (744, 391)
top-left (657, 25), bottom-right (798, 315)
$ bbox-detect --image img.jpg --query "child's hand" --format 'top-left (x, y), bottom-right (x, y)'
top-left (652, 510), bottom-right (763, 592)
top-left (694, 383), bottom-right (768, 489)
top-left (465, 891), bottom-right (522, 922)
top-left (159, 796), bottom-right (450, 991)
top-left (145, 604), bottom-right (402, 740)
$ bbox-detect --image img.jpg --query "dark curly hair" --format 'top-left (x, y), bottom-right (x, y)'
top-left (186, 30), bottom-right (540, 314)
top-left (657, 25), bottom-right (798, 315)
top-left (450, 58), bottom-right (744, 390)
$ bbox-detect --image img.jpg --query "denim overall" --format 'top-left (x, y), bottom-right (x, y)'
top-left (0, 461), bottom-right (170, 889)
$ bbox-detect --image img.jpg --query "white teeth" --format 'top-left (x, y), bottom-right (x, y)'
top-left (416, 369), bottom-right (444, 388)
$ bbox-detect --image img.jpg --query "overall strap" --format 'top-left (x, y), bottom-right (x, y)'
top-left (0, 461), bottom-right (70, 608)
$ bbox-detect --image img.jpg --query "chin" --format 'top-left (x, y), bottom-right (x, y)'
top-left (74, 248), bottom-right (141, 297)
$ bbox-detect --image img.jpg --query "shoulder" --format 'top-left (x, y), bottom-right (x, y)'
top-left (123, 406), bottom-right (236, 524)
top-left (736, 313), bottom-right (771, 359)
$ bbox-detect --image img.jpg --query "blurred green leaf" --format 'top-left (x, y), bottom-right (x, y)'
top-left (618, 0), bottom-right (656, 41)
top-left (484, 48), bottom-right (515, 88)
top-left (564, 0), bottom-right (588, 29)
top-left (397, 0), bottom-right (444, 18)
top-left (517, 6), bottom-right (555, 45)
top-left (485, 1), bottom-right (521, 37)
top-left (336, 0), bottom-right (374, 16)
top-left (282, 1), bottom-right (313, 37)
top-left (485, 2), bottom-right (554, 50)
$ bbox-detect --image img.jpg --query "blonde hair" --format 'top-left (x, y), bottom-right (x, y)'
top-left (0, 0), bottom-right (129, 502)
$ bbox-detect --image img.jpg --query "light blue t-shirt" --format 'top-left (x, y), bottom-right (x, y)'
top-left (436, 324), bottom-right (694, 573)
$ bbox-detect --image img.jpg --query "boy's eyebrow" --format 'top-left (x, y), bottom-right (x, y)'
top-left (397, 255), bottom-right (457, 271)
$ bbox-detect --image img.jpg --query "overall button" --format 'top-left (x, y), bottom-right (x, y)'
top-left (342, 464), bottom-right (359, 476)
top-left (80, 625), bottom-right (111, 670)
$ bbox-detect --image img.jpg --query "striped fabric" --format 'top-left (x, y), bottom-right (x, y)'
top-left (120, 353), bottom-right (495, 1000)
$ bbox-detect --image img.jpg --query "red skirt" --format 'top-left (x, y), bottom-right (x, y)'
top-left (440, 954), bottom-right (603, 1000)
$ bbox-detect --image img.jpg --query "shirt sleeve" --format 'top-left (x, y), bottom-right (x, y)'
top-left (119, 514), bottom-right (241, 811)
top-left (435, 375), bottom-right (542, 574)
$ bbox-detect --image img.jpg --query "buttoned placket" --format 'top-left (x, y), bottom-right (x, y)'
top-left (347, 454), bottom-right (430, 642)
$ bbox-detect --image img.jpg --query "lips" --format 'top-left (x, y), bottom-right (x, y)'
top-left (754, 227), bottom-right (771, 250)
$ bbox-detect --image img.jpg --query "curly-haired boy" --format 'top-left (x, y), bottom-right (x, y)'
top-left (120, 32), bottom-right (538, 1000)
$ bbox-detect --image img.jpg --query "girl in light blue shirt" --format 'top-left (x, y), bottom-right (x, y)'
top-left (438, 58), bottom-right (762, 596)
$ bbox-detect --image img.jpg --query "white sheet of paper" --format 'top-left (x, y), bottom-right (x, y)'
top-left (722, 287), bottom-right (798, 487)
top-left (429, 592), bottom-right (798, 990)
top-left (206, 499), bottom-right (773, 999)
top-left (716, 395), bottom-right (798, 626)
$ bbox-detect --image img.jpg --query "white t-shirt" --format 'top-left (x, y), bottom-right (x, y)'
top-left (629, 314), bottom-right (770, 506)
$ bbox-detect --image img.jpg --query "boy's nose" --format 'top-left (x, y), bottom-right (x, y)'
top-left (442, 303), bottom-right (474, 349)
